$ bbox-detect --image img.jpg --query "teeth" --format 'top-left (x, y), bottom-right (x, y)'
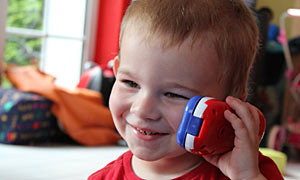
top-left (136, 128), bottom-right (160, 135)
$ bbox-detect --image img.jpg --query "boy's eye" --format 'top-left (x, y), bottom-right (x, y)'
top-left (123, 80), bottom-right (140, 88)
top-left (165, 92), bottom-right (189, 100)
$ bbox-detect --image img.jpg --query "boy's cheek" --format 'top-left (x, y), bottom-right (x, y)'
top-left (109, 85), bottom-right (129, 116)
top-left (166, 106), bottom-right (186, 132)
top-left (108, 85), bottom-right (117, 109)
top-left (109, 86), bottom-right (122, 115)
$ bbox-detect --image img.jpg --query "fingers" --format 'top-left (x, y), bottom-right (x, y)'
top-left (202, 154), bottom-right (221, 168)
top-left (224, 109), bottom-right (249, 145)
top-left (246, 103), bottom-right (260, 141)
top-left (225, 96), bottom-right (261, 145)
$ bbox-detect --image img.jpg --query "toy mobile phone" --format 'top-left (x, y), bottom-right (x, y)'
top-left (177, 96), bottom-right (266, 155)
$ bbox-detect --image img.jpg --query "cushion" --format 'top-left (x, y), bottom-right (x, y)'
top-left (4, 65), bottom-right (121, 146)
top-left (0, 88), bottom-right (63, 144)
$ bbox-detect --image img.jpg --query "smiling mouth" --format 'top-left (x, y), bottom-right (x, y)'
top-left (135, 127), bottom-right (168, 136)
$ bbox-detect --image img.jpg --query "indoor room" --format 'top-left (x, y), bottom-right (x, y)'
top-left (0, 0), bottom-right (300, 179)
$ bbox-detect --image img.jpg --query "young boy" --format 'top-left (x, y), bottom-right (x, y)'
top-left (89, 0), bottom-right (283, 179)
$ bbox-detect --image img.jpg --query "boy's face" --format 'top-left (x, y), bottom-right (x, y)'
top-left (109, 29), bottom-right (226, 162)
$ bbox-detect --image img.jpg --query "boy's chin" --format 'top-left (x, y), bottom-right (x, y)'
top-left (131, 147), bottom-right (162, 161)
top-left (131, 146), bottom-right (189, 162)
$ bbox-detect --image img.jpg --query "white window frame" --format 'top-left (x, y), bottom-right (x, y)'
top-left (2, 0), bottom-right (99, 88)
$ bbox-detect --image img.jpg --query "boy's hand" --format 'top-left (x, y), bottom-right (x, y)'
top-left (202, 96), bottom-right (266, 180)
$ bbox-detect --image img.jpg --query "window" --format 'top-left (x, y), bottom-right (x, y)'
top-left (1, 0), bottom-right (99, 88)
top-left (0, 0), bottom-right (8, 81)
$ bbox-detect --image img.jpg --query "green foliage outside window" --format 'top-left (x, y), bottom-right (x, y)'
top-left (4, 0), bottom-right (43, 66)
top-left (6, 0), bottom-right (43, 30)
top-left (2, 0), bottom-right (44, 87)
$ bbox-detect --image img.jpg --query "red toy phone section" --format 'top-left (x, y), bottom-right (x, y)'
top-left (177, 96), bottom-right (266, 155)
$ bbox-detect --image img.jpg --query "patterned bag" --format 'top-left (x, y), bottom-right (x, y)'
top-left (0, 88), bottom-right (63, 144)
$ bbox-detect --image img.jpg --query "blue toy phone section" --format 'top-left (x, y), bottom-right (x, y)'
top-left (177, 96), bottom-right (204, 149)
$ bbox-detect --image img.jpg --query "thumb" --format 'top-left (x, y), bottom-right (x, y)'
top-left (202, 154), bottom-right (221, 167)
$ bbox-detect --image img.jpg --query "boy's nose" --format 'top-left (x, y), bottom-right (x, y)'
top-left (130, 92), bottom-right (161, 120)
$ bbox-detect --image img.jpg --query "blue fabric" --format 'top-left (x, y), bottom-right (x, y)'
top-left (0, 88), bottom-right (62, 144)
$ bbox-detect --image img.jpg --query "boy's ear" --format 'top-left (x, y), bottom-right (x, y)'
top-left (113, 56), bottom-right (120, 76)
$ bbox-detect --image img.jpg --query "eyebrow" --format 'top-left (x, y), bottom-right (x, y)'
top-left (117, 68), bottom-right (199, 93)
top-left (117, 68), bottom-right (133, 76)
top-left (164, 82), bottom-right (199, 93)
top-left (117, 68), bottom-right (140, 81)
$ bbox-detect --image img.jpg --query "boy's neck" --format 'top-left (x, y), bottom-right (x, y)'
top-left (131, 152), bottom-right (203, 179)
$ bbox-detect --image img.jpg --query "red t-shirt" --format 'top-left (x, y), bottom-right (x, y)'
top-left (88, 150), bottom-right (283, 180)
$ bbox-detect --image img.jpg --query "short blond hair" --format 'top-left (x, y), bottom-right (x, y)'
top-left (119, 0), bottom-right (258, 98)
